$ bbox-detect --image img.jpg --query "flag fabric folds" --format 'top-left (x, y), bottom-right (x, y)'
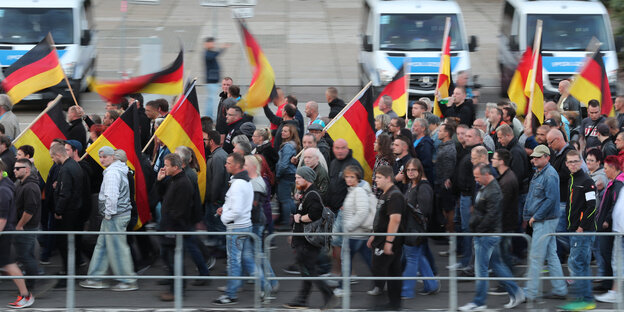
top-left (433, 35), bottom-right (453, 117)
top-left (1, 33), bottom-right (65, 104)
top-left (86, 105), bottom-right (151, 228)
top-left (569, 52), bottom-right (613, 116)
top-left (13, 100), bottom-right (68, 181)
top-left (237, 19), bottom-right (277, 111)
top-left (327, 86), bottom-right (376, 181)
top-left (373, 67), bottom-right (407, 117)
top-left (508, 47), bottom-right (533, 117)
top-left (89, 50), bottom-right (183, 104)
top-left (524, 46), bottom-right (544, 131)
top-left (153, 81), bottom-right (206, 202)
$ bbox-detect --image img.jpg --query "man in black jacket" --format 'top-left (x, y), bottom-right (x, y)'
top-left (66, 106), bottom-right (87, 149)
top-left (13, 159), bottom-right (42, 291)
top-left (326, 87), bottom-right (345, 119)
top-left (438, 87), bottom-right (475, 127)
top-left (215, 77), bottom-right (234, 135)
top-left (127, 93), bottom-right (152, 149)
top-left (223, 106), bottom-right (245, 154)
top-left (49, 143), bottom-right (84, 276)
top-left (492, 149), bottom-right (518, 270)
top-left (391, 136), bottom-right (412, 193)
top-left (560, 151), bottom-right (596, 310)
top-left (154, 153), bottom-right (194, 301)
top-left (459, 163), bottom-right (524, 311)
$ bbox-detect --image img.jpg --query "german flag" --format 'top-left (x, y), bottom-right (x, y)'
top-left (13, 97), bottom-right (68, 181)
top-left (524, 46), bottom-right (544, 131)
top-left (373, 66), bottom-right (407, 117)
top-left (508, 47), bottom-right (533, 117)
top-left (154, 81), bottom-right (206, 202)
top-left (237, 19), bottom-right (277, 111)
top-left (1, 33), bottom-right (65, 104)
top-left (327, 86), bottom-right (376, 181)
top-left (86, 105), bottom-right (151, 228)
top-left (433, 35), bottom-right (453, 118)
top-left (569, 52), bottom-right (613, 116)
top-left (89, 50), bottom-right (183, 104)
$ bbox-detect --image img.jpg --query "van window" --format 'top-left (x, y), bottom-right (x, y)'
top-left (379, 14), bottom-right (464, 51)
top-left (0, 8), bottom-right (74, 44)
top-left (527, 14), bottom-right (611, 51)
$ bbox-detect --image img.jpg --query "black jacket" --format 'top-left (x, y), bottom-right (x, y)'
top-left (414, 135), bottom-right (435, 183)
top-left (469, 179), bottom-right (502, 233)
top-left (454, 144), bottom-right (479, 196)
top-left (502, 136), bottom-right (530, 193)
top-left (596, 174), bottom-right (624, 232)
top-left (67, 118), bottom-right (87, 150)
top-left (255, 142), bottom-right (278, 174)
top-left (328, 98), bottom-right (346, 119)
top-left (292, 184), bottom-right (324, 247)
top-left (550, 144), bottom-right (575, 202)
top-left (439, 99), bottom-right (475, 127)
top-left (601, 138), bottom-right (618, 158)
top-left (393, 154), bottom-right (412, 193)
top-left (14, 173), bottom-right (41, 230)
top-left (325, 150), bottom-right (362, 213)
top-left (0, 148), bottom-right (15, 181)
top-left (155, 171), bottom-right (194, 231)
top-left (223, 117), bottom-right (245, 154)
top-left (566, 170), bottom-right (597, 232)
top-left (53, 158), bottom-right (84, 215)
top-left (215, 92), bottom-right (229, 134)
top-left (497, 168), bottom-right (518, 232)
top-left (138, 106), bottom-right (152, 149)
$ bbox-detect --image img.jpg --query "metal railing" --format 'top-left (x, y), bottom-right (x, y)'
top-left (0, 230), bottom-right (262, 311)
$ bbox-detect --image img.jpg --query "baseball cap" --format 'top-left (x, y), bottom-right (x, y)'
top-left (530, 144), bottom-right (551, 158)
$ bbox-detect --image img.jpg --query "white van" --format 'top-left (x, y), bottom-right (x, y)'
top-left (0, 0), bottom-right (97, 103)
top-left (359, 0), bottom-right (477, 97)
top-left (498, 0), bottom-right (618, 98)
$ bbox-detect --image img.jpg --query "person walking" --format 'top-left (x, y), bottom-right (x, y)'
top-left (79, 147), bottom-right (138, 291)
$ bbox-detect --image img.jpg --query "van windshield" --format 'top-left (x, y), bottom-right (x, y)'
top-left (527, 14), bottom-right (612, 51)
top-left (379, 14), bottom-right (464, 51)
top-left (0, 8), bottom-right (74, 44)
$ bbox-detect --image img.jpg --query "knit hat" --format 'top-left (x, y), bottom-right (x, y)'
top-left (98, 146), bottom-right (115, 156)
top-left (240, 122), bottom-right (256, 138)
top-left (66, 139), bottom-right (83, 155)
top-left (296, 166), bottom-right (316, 183)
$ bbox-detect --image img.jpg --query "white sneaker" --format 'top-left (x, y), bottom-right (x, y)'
top-left (504, 289), bottom-right (525, 309)
top-left (595, 290), bottom-right (619, 303)
top-left (446, 263), bottom-right (466, 270)
top-left (333, 288), bottom-right (344, 297)
top-left (458, 302), bottom-right (487, 311)
top-left (367, 286), bottom-right (382, 296)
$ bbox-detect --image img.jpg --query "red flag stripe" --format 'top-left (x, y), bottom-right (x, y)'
top-left (2, 51), bottom-right (61, 91)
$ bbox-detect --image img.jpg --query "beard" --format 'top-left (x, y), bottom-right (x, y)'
top-left (295, 183), bottom-right (307, 190)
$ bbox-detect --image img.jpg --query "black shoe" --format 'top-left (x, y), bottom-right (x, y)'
top-left (192, 278), bottom-right (211, 286)
top-left (157, 279), bottom-right (172, 285)
top-left (284, 300), bottom-right (308, 309)
top-left (53, 279), bottom-right (67, 289)
top-left (368, 303), bottom-right (401, 311)
top-left (321, 295), bottom-right (338, 310)
top-left (487, 285), bottom-right (507, 296)
top-left (593, 285), bottom-right (610, 293)
top-left (542, 293), bottom-right (567, 300)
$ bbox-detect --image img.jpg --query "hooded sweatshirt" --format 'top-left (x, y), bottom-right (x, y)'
top-left (15, 172), bottom-right (41, 230)
top-left (99, 160), bottom-right (132, 217)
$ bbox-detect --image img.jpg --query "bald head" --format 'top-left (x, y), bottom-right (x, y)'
top-left (544, 101), bottom-right (558, 112)
top-left (546, 128), bottom-right (565, 151)
top-left (305, 101), bottom-right (319, 119)
top-left (558, 80), bottom-right (571, 95)
top-left (333, 139), bottom-right (349, 160)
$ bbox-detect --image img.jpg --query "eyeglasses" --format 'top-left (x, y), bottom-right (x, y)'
top-left (13, 166), bottom-right (27, 171)
top-left (405, 168), bottom-right (418, 172)
top-left (547, 139), bottom-right (556, 146)
top-left (530, 155), bottom-right (544, 160)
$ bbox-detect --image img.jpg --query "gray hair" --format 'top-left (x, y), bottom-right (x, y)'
top-left (235, 141), bottom-right (253, 155)
top-left (382, 95), bottom-right (393, 106)
top-left (232, 134), bottom-right (250, 146)
top-left (375, 114), bottom-right (391, 130)
top-left (113, 149), bottom-right (127, 162)
top-left (414, 118), bottom-right (430, 136)
top-left (0, 94), bottom-right (12, 111)
top-left (154, 117), bottom-right (165, 128)
top-left (175, 146), bottom-right (192, 165)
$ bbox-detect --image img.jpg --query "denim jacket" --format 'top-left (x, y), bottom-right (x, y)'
top-left (276, 141), bottom-right (297, 178)
top-left (524, 163), bottom-right (560, 221)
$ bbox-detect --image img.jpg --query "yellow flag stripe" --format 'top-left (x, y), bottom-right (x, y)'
top-left (7, 65), bottom-right (64, 104)
top-left (14, 130), bottom-right (53, 182)
top-left (327, 118), bottom-right (373, 181)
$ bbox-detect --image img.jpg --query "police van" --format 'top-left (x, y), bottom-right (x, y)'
top-left (359, 0), bottom-right (477, 98)
top-left (498, 0), bottom-right (618, 98)
top-left (0, 0), bottom-right (97, 103)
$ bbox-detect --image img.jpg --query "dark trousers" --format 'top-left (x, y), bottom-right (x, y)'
top-left (372, 245), bottom-right (403, 308)
top-left (295, 243), bottom-right (333, 302)
top-left (54, 212), bottom-right (83, 272)
top-left (14, 233), bottom-right (39, 289)
top-left (598, 235), bottom-right (614, 289)
top-left (160, 236), bottom-right (186, 292)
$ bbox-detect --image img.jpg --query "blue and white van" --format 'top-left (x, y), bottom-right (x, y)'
top-left (0, 0), bottom-right (97, 103)
top-left (498, 0), bottom-right (618, 99)
top-left (359, 0), bottom-right (477, 97)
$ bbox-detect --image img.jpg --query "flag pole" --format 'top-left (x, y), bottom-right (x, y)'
top-left (293, 81), bottom-right (373, 160)
top-left (141, 78), bottom-right (197, 154)
top-left (12, 94), bottom-right (63, 144)
top-left (47, 34), bottom-right (80, 107)
top-left (404, 58), bottom-right (410, 124)
top-left (433, 17), bottom-right (452, 112)
top-left (526, 19), bottom-right (543, 131)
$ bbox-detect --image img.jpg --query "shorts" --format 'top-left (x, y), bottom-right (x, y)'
top-left (331, 211), bottom-right (343, 247)
top-left (0, 234), bottom-right (15, 267)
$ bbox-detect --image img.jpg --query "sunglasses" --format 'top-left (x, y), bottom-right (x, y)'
top-left (13, 166), bottom-right (27, 171)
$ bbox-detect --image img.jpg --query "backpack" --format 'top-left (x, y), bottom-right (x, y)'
top-left (402, 181), bottom-right (429, 246)
top-left (302, 190), bottom-right (335, 248)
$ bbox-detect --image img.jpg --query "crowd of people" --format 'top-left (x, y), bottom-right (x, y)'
top-left (1, 71), bottom-right (624, 311)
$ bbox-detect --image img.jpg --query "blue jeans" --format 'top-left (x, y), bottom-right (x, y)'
top-left (401, 244), bottom-right (438, 298)
top-left (568, 235), bottom-right (594, 302)
top-left (226, 226), bottom-right (264, 299)
top-left (473, 236), bottom-right (521, 306)
top-left (204, 202), bottom-right (226, 251)
top-left (339, 238), bottom-right (373, 287)
top-left (252, 224), bottom-right (277, 290)
top-left (87, 214), bottom-right (136, 284)
top-left (276, 177), bottom-right (295, 225)
top-left (184, 235), bottom-right (210, 276)
top-left (526, 218), bottom-right (567, 300)
top-left (331, 211), bottom-right (343, 247)
top-left (204, 83), bottom-right (219, 119)
top-left (459, 195), bottom-right (473, 267)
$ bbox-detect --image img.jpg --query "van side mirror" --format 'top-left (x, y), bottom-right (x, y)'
top-left (362, 35), bottom-right (373, 52)
top-left (468, 35), bottom-right (478, 52)
top-left (509, 35), bottom-right (519, 51)
top-left (81, 30), bottom-right (91, 46)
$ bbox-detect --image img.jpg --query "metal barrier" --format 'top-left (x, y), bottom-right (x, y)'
top-left (0, 230), bottom-right (262, 311)
top-left (264, 231), bottom-right (532, 311)
top-left (531, 232), bottom-right (624, 311)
